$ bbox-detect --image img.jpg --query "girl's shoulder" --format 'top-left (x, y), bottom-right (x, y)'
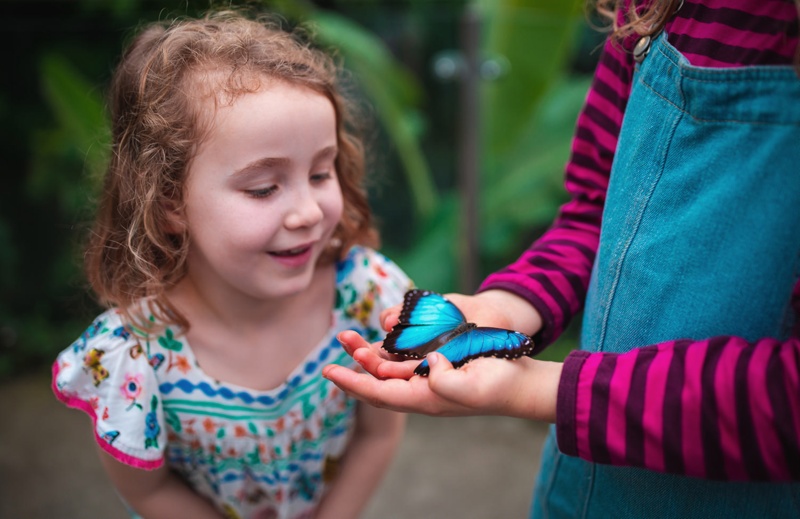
top-left (334, 246), bottom-right (414, 339)
top-left (61, 307), bottom-right (143, 361)
top-left (336, 245), bottom-right (413, 297)
top-left (52, 307), bottom-right (167, 469)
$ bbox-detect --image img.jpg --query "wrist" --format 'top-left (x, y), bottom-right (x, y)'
top-left (536, 360), bottom-right (562, 423)
top-left (509, 358), bottom-right (562, 422)
top-left (474, 289), bottom-right (542, 336)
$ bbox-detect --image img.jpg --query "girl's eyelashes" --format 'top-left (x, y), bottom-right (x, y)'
top-left (245, 185), bottom-right (278, 199)
top-left (243, 170), bottom-right (333, 198)
top-left (310, 171), bottom-right (333, 183)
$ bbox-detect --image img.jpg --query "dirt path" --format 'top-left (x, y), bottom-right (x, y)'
top-left (1, 370), bottom-right (546, 518)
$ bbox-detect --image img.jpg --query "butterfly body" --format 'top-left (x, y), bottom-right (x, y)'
top-left (383, 289), bottom-right (535, 376)
top-left (387, 320), bottom-right (477, 357)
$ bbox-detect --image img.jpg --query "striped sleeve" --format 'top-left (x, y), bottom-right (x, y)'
top-left (666, 0), bottom-right (798, 67)
top-left (489, 0), bottom-right (799, 482)
top-left (477, 37), bottom-right (635, 350)
top-left (556, 323), bottom-right (800, 481)
top-left (478, 1), bottom-right (798, 352)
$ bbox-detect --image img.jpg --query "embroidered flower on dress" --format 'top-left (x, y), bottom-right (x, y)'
top-left (168, 353), bottom-right (191, 373)
top-left (121, 373), bottom-right (144, 411)
top-left (144, 395), bottom-right (161, 449)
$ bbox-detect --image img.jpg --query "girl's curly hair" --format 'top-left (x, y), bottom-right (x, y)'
top-left (85, 10), bottom-right (378, 333)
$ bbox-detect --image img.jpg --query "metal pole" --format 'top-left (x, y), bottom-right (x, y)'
top-left (458, 7), bottom-right (481, 294)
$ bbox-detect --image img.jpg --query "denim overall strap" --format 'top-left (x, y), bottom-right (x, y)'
top-left (531, 32), bottom-right (800, 518)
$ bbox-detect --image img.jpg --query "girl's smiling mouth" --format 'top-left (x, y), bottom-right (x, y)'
top-left (268, 243), bottom-right (315, 267)
top-left (269, 245), bottom-right (312, 257)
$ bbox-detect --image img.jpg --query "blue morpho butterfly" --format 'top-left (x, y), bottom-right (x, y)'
top-left (382, 289), bottom-right (536, 376)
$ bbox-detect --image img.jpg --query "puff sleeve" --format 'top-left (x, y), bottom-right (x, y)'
top-left (336, 246), bottom-right (414, 341)
top-left (52, 310), bottom-right (166, 470)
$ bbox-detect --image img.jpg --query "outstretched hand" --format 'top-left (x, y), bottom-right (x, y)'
top-left (322, 330), bottom-right (562, 421)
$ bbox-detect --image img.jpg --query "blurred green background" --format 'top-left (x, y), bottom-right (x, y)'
top-left (1, 0), bottom-right (604, 381)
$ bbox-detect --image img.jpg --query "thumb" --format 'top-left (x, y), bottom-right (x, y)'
top-left (426, 353), bottom-right (466, 403)
top-left (426, 351), bottom-right (452, 374)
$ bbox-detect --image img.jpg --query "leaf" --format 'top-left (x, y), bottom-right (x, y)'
top-left (157, 329), bottom-right (183, 352)
top-left (310, 11), bottom-right (438, 222)
top-left (484, 76), bottom-right (589, 227)
top-left (386, 195), bottom-right (461, 293)
top-left (37, 53), bottom-right (109, 184)
top-left (478, 0), bottom-right (583, 157)
top-left (165, 409), bottom-right (182, 432)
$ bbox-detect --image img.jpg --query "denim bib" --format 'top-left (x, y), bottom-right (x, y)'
top-left (531, 33), bottom-right (800, 518)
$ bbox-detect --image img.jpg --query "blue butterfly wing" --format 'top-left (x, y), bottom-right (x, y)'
top-left (383, 290), bottom-right (467, 358)
top-left (413, 327), bottom-right (534, 376)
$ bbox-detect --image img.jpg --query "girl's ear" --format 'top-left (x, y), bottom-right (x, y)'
top-left (162, 198), bottom-right (187, 235)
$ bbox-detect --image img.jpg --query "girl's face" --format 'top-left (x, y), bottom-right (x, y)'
top-left (179, 80), bottom-right (344, 304)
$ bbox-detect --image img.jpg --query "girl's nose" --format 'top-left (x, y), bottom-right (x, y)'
top-left (284, 189), bottom-right (324, 229)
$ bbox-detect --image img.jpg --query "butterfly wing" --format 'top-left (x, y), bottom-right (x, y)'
top-left (382, 289), bottom-right (467, 358)
top-left (413, 327), bottom-right (534, 376)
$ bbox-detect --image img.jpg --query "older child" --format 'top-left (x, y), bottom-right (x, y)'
top-left (52, 11), bottom-right (412, 519)
top-left (325, 0), bottom-right (800, 517)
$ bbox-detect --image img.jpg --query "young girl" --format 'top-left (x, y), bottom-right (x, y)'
top-left (325, 0), bottom-right (800, 517)
top-left (52, 11), bottom-right (412, 519)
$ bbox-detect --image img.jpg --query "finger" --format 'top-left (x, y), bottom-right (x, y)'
top-left (350, 347), bottom-right (418, 380)
top-left (323, 364), bottom-right (481, 417)
top-left (322, 364), bottom-right (426, 413)
top-left (380, 306), bottom-right (401, 331)
top-left (374, 354), bottom-right (419, 380)
top-left (322, 365), bottom-right (383, 404)
top-left (351, 347), bottom-right (385, 378)
top-left (336, 330), bottom-right (372, 357)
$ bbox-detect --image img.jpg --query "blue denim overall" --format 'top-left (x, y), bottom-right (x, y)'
top-left (531, 33), bottom-right (800, 518)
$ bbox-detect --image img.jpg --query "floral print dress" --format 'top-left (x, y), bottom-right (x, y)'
top-left (52, 246), bottom-right (412, 519)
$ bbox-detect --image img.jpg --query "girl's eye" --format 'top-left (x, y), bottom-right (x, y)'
top-left (310, 172), bottom-right (332, 183)
top-left (245, 186), bottom-right (277, 199)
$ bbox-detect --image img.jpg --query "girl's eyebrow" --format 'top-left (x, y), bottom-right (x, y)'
top-left (230, 156), bottom-right (289, 179)
top-left (313, 145), bottom-right (338, 161)
top-left (230, 145), bottom-right (339, 179)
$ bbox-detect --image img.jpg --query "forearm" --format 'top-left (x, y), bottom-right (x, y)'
top-left (468, 290), bottom-right (543, 337)
top-left (556, 336), bottom-right (800, 481)
top-left (476, 211), bottom-right (600, 350)
top-left (125, 475), bottom-right (223, 519)
top-left (97, 449), bottom-right (223, 519)
top-left (478, 39), bottom-right (636, 349)
top-left (314, 408), bottom-right (405, 519)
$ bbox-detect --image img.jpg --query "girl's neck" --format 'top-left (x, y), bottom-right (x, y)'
top-left (165, 263), bottom-right (338, 390)
top-left (168, 262), bottom-right (337, 332)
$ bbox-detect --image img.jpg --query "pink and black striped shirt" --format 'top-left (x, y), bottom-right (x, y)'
top-left (479, 0), bottom-right (800, 481)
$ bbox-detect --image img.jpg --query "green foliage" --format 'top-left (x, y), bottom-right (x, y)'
top-left (31, 53), bottom-right (109, 209)
top-left (482, 0), bottom-right (583, 150)
top-left (386, 0), bottom-right (588, 296)
top-left (482, 76), bottom-right (591, 258)
top-left (379, 0), bottom-right (589, 358)
top-left (3, 0), bottom-right (593, 378)
top-left (308, 11), bottom-right (438, 221)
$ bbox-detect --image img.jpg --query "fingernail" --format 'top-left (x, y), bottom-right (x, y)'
top-left (428, 353), bottom-right (439, 365)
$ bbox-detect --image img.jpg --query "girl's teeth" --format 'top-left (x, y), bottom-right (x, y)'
top-left (274, 247), bottom-right (306, 256)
